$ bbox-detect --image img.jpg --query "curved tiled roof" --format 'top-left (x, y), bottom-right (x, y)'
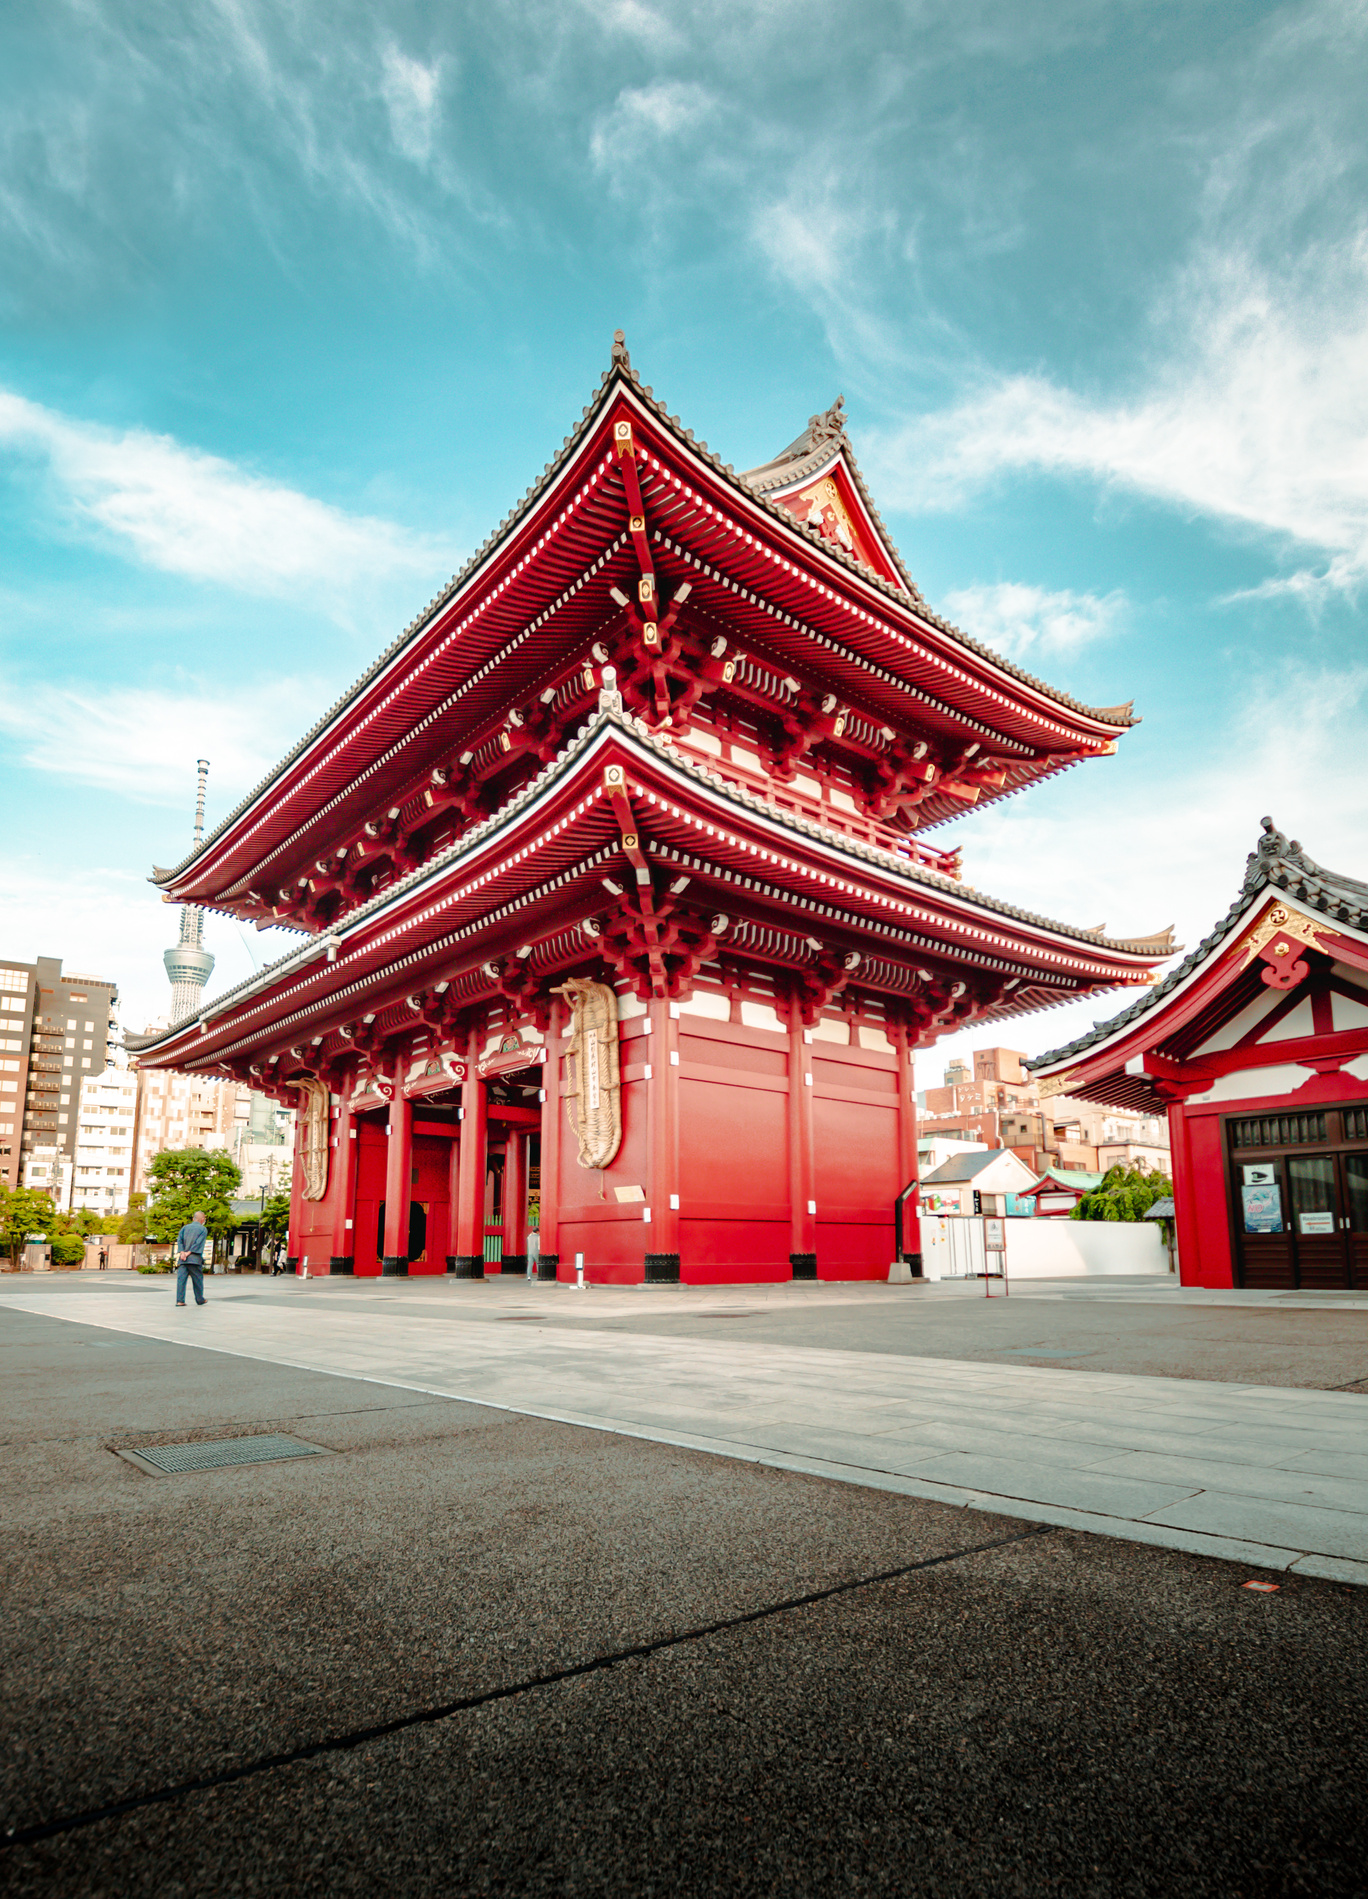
top-left (154, 335), bottom-right (1140, 891)
top-left (1027, 817), bottom-right (1368, 1074)
top-left (128, 700), bottom-right (1166, 1060)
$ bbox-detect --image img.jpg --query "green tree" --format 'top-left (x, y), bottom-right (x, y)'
top-left (258, 1192), bottom-right (291, 1266)
top-left (0, 1186), bottom-right (59, 1268)
top-left (1072, 1165), bottom-right (1172, 1223)
top-left (117, 1202), bottom-right (147, 1244)
top-left (49, 1231), bottom-right (86, 1266)
top-left (145, 1149), bottom-right (242, 1246)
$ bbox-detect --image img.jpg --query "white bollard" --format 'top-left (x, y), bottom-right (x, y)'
top-left (574, 1251), bottom-right (587, 1291)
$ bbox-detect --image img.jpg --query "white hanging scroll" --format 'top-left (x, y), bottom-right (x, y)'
top-left (556, 977), bottom-right (622, 1170)
top-left (297, 1077), bottom-right (331, 1201)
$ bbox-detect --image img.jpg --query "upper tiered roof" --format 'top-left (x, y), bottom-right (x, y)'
top-left (151, 337), bottom-right (1141, 939)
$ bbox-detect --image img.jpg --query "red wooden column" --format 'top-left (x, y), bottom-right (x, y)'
top-left (328, 1093), bottom-right (359, 1276)
top-left (445, 1127), bottom-right (462, 1273)
top-left (452, 1019), bottom-right (487, 1278)
top-left (787, 995), bottom-right (817, 1279)
top-left (645, 995), bottom-right (680, 1282)
top-left (502, 1131), bottom-right (527, 1275)
top-left (894, 1014), bottom-right (921, 1275)
top-left (380, 1088), bottom-right (413, 1276)
top-left (538, 996), bottom-right (562, 1281)
top-left (286, 1105), bottom-right (307, 1273)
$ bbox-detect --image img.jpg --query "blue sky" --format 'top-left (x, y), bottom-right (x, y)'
top-left (2, 0), bottom-right (1365, 1082)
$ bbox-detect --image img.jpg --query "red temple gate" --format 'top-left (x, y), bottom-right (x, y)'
top-left (131, 340), bottom-right (1169, 1285)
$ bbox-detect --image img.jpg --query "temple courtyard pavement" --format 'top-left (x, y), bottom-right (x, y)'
top-left (4, 1272), bottom-right (1368, 1891)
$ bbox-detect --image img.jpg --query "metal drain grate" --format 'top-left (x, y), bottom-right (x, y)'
top-left (128, 1434), bottom-right (324, 1473)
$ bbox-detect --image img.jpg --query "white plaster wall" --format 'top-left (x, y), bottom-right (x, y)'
top-left (919, 1215), bottom-right (1168, 1279)
top-left (1005, 1219), bottom-right (1168, 1277)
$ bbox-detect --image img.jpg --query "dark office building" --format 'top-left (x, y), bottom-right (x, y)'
top-left (0, 957), bottom-right (118, 1190)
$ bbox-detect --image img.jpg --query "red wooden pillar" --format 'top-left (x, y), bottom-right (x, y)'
top-left (894, 1015), bottom-right (921, 1275)
top-left (788, 997), bottom-right (817, 1279)
top-left (381, 1089), bottom-right (413, 1276)
top-left (502, 1131), bottom-right (527, 1274)
top-left (539, 997), bottom-right (562, 1281)
top-left (645, 996), bottom-right (680, 1282)
top-left (329, 1093), bottom-right (359, 1275)
top-left (453, 1020), bottom-right (487, 1278)
top-left (286, 1105), bottom-right (307, 1273)
top-left (445, 1128), bottom-right (462, 1273)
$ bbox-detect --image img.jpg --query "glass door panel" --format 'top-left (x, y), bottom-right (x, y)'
top-left (1287, 1155), bottom-right (1338, 1236)
top-left (1343, 1154), bottom-right (1368, 1231)
top-left (1289, 1153), bottom-right (1348, 1289)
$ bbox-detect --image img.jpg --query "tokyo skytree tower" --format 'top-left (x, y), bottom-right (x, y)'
top-left (163, 758), bottom-right (216, 1023)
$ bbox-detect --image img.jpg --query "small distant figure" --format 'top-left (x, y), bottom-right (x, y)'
top-left (525, 1225), bottom-right (540, 1281)
top-left (98, 1246), bottom-right (108, 1271)
top-left (175, 1210), bottom-right (209, 1308)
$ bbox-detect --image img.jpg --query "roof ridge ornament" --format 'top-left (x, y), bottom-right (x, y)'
top-left (611, 329), bottom-right (631, 370)
top-left (807, 393), bottom-right (847, 446)
top-left (1241, 814), bottom-right (1368, 907)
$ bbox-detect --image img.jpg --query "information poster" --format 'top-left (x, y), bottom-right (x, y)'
top-left (1242, 1183), bottom-right (1283, 1234)
top-left (1299, 1210), bottom-right (1336, 1236)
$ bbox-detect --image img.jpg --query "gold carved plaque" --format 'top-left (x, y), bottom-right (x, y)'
top-left (1034, 1070), bottom-right (1079, 1100)
top-left (556, 977), bottom-right (622, 1170)
top-left (297, 1077), bottom-right (331, 1201)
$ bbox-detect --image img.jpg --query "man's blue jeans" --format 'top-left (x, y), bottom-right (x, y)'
top-left (176, 1258), bottom-right (205, 1305)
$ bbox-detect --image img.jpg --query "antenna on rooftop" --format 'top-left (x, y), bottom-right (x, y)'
top-left (163, 759), bottom-right (216, 1023)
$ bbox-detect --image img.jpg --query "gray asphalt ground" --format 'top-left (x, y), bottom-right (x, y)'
top-left (4, 1300), bottom-right (1368, 1896)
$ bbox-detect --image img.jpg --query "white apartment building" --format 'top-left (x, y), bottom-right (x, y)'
top-left (22, 1143), bottom-right (73, 1209)
top-left (71, 1069), bottom-right (139, 1216)
top-left (131, 1066), bottom-right (244, 1196)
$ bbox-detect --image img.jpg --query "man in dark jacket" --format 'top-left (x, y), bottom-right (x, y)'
top-left (175, 1210), bottom-right (209, 1308)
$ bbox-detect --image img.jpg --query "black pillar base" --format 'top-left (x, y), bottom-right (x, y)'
top-left (286, 1254), bottom-right (299, 1274)
top-left (905, 1252), bottom-right (924, 1279)
top-left (790, 1252), bottom-right (817, 1280)
top-left (500, 1255), bottom-right (528, 1275)
top-left (644, 1252), bottom-right (681, 1284)
top-left (449, 1254), bottom-right (485, 1279)
top-left (329, 1256), bottom-right (355, 1276)
top-left (537, 1252), bottom-right (559, 1282)
top-left (380, 1255), bottom-right (409, 1277)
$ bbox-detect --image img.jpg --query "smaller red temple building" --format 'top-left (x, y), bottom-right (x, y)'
top-left (1030, 821), bottom-right (1368, 1290)
top-left (129, 339), bottom-right (1173, 1286)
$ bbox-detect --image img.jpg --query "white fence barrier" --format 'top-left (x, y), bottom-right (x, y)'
top-left (920, 1215), bottom-right (1168, 1279)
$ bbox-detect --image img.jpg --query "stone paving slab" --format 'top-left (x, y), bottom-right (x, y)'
top-left (5, 1281), bottom-right (1368, 1583)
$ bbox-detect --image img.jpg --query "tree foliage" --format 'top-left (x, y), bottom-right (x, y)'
top-left (1072, 1165), bottom-right (1172, 1223)
top-left (259, 1193), bottom-right (291, 1241)
top-left (145, 1148), bottom-right (241, 1243)
top-left (0, 1186), bottom-right (59, 1266)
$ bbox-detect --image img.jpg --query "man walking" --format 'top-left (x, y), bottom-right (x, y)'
top-left (175, 1210), bottom-right (209, 1308)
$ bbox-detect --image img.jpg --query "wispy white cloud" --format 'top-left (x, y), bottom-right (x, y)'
top-left (941, 581), bottom-right (1125, 661)
top-left (589, 81), bottom-right (716, 175)
top-left (0, 673), bottom-right (322, 808)
top-left (0, 389), bottom-right (444, 601)
top-left (379, 44), bottom-right (445, 166)
top-left (868, 242), bottom-right (1368, 602)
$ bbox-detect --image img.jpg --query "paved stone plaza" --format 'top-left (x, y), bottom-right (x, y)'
top-left (7, 1273), bottom-right (1368, 1583)
top-left (3, 1274), bottom-right (1368, 1892)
